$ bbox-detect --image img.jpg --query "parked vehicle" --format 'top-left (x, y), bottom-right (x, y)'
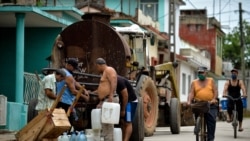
top-left (28, 13), bottom-right (181, 140)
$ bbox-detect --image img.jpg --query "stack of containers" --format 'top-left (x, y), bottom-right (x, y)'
top-left (101, 102), bottom-right (122, 141)
top-left (91, 109), bottom-right (102, 141)
top-left (90, 102), bottom-right (123, 141)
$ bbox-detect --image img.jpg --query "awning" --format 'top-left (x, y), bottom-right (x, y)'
top-left (144, 25), bottom-right (168, 40)
top-left (0, 6), bottom-right (83, 27)
top-left (110, 19), bottom-right (148, 37)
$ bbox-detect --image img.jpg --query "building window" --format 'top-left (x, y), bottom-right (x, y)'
top-left (182, 73), bottom-right (186, 95)
top-left (159, 54), bottom-right (164, 64)
top-left (216, 36), bottom-right (222, 57)
top-left (140, 0), bottom-right (158, 21)
top-left (196, 24), bottom-right (201, 31)
top-left (189, 24), bottom-right (196, 32)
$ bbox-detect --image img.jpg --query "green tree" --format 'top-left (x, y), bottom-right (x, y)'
top-left (223, 20), bottom-right (250, 69)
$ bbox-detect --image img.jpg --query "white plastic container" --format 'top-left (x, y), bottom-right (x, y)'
top-left (59, 132), bottom-right (69, 141)
top-left (85, 129), bottom-right (94, 141)
top-left (91, 109), bottom-right (102, 129)
top-left (113, 128), bottom-right (122, 141)
top-left (92, 129), bottom-right (101, 141)
top-left (101, 102), bottom-right (120, 124)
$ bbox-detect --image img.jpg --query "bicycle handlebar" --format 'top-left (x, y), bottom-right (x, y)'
top-left (223, 95), bottom-right (243, 101)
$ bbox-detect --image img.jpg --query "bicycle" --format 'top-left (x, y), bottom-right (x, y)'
top-left (223, 95), bottom-right (242, 139)
top-left (191, 101), bottom-right (210, 141)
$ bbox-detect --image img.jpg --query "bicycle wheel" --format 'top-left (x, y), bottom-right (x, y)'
top-left (200, 115), bottom-right (206, 141)
top-left (232, 110), bottom-right (238, 138)
top-left (195, 116), bottom-right (201, 141)
top-left (204, 118), bottom-right (207, 141)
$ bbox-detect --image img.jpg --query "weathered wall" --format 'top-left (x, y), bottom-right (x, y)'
top-left (0, 27), bottom-right (61, 102)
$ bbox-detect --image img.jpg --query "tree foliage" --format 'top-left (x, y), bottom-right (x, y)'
top-left (222, 20), bottom-right (250, 69)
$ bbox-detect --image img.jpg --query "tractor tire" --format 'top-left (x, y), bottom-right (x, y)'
top-left (27, 98), bottom-right (38, 122)
top-left (135, 75), bottom-right (158, 137)
top-left (170, 98), bottom-right (181, 134)
top-left (130, 97), bottom-right (144, 141)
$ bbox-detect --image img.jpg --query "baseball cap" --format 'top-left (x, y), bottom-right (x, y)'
top-left (231, 68), bottom-right (238, 73)
top-left (197, 66), bottom-right (207, 72)
top-left (66, 58), bottom-right (78, 69)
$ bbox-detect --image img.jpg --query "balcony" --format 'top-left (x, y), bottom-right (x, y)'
top-left (180, 48), bottom-right (210, 69)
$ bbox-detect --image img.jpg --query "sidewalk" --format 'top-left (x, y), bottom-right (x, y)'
top-left (0, 130), bottom-right (16, 141)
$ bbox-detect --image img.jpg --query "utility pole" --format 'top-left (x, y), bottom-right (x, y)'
top-left (168, 0), bottom-right (176, 62)
top-left (239, 2), bottom-right (245, 81)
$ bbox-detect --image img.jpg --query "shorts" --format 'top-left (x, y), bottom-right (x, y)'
top-left (125, 101), bottom-right (138, 122)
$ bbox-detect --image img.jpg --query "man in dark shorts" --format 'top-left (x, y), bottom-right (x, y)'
top-left (116, 75), bottom-right (138, 141)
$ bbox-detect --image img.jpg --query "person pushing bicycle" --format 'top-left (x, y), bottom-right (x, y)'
top-left (222, 68), bottom-right (247, 132)
top-left (187, 66), bottom-right (218, 141)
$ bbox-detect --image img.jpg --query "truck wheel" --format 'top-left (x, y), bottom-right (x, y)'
top-left (136, 75), bottom-right (158, 136)
top-left (170, 98), bottom-right (181, 134)
top-left (130, 97), bottom-right (144, 141)
top-left (27, 98), bottom-right (38, 122)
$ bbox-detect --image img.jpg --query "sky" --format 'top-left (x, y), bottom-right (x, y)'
top-left (180, 0), bottom-right (250, 34)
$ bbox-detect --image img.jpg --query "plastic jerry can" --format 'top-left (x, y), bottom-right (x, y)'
top-left (69, 131), bottom-right (76, 141)
top-left (92, 129), bottom-right (101, 141)
top-left (101, 102), bottom-right (120, 124)
top-left (60, 132), bottom-right (69, 141)
top-left (242, 97), bottom-right (247, 108)
top-left (113, 128), bottom-right (122, 141)
top-left (91, 109), bottom-right (102, 129)
top-left (85, 129), bottom-right (94, 141)
top-left (76, 131), bottom-right (87, 141)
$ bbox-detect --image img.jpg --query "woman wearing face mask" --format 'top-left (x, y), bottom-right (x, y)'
top-left (222, 69), bottom-right (247, 132)
top-left (188, 66), bottom-right (218, 141)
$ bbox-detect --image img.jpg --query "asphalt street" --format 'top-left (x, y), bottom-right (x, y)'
top-left (1, 118), bottom-right (249, 141)
top-left (145, 118), bottom-right (250, 141)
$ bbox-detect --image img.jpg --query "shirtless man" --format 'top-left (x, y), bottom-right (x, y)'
top-left (96, 58), bottom-right (118, 102)
top-left (95, 58), bottom-right (118, 141)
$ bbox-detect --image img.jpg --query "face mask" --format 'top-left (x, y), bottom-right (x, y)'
top-left (231, 74), bottom-right (237, 80)
top-left (198, 74), bottom-right (206, 81)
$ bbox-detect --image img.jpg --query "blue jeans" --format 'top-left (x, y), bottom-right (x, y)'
top-left (205, 104), bottom-right (218, 141)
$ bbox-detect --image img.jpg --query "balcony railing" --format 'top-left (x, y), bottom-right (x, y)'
top-left (180, 48), bottom-right (210, 69)
top-left (0, 0), bottom-right (99, 7)
top-left (0, 0), bottom-right (106, 7)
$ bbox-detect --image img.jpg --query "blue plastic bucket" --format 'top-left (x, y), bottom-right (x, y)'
top-left (221, 99), bottom-right (228, 110)
top-left (242, 98), bottom-right (247, 108)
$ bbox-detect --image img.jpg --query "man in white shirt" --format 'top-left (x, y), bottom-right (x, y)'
top-left (35, 69), bottom-right (66, 111)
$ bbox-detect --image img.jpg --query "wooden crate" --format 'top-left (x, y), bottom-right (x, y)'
top-left (16, 108), bottom-right (70, 141)
top-left (16, 110), bottom-right (51, 141)
top-left (37, 108), bottom-right (71, 140)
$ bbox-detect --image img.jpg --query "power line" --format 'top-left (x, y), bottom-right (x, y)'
top-left (219, 0), bottom-right (231, 13)
top-left (207, 10), bottom-right (234, 16)
top-left (186, 0), bottom-right (197, 9)
top-left (221, 17), bottom-right (250, 23)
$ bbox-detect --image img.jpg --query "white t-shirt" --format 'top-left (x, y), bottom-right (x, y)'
top-left (35, 73), bottom-right (56, 111)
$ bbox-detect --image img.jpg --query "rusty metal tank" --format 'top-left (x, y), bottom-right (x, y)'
top-left (51, 13), bottom-right (131, 86)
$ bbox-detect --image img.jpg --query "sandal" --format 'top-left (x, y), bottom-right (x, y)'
top-left (226, 115), bottom-right (232, 123)
top-left (238, 128), bottom-right (244, 132)
top-left (226, 118), bottom-right (232, 123)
